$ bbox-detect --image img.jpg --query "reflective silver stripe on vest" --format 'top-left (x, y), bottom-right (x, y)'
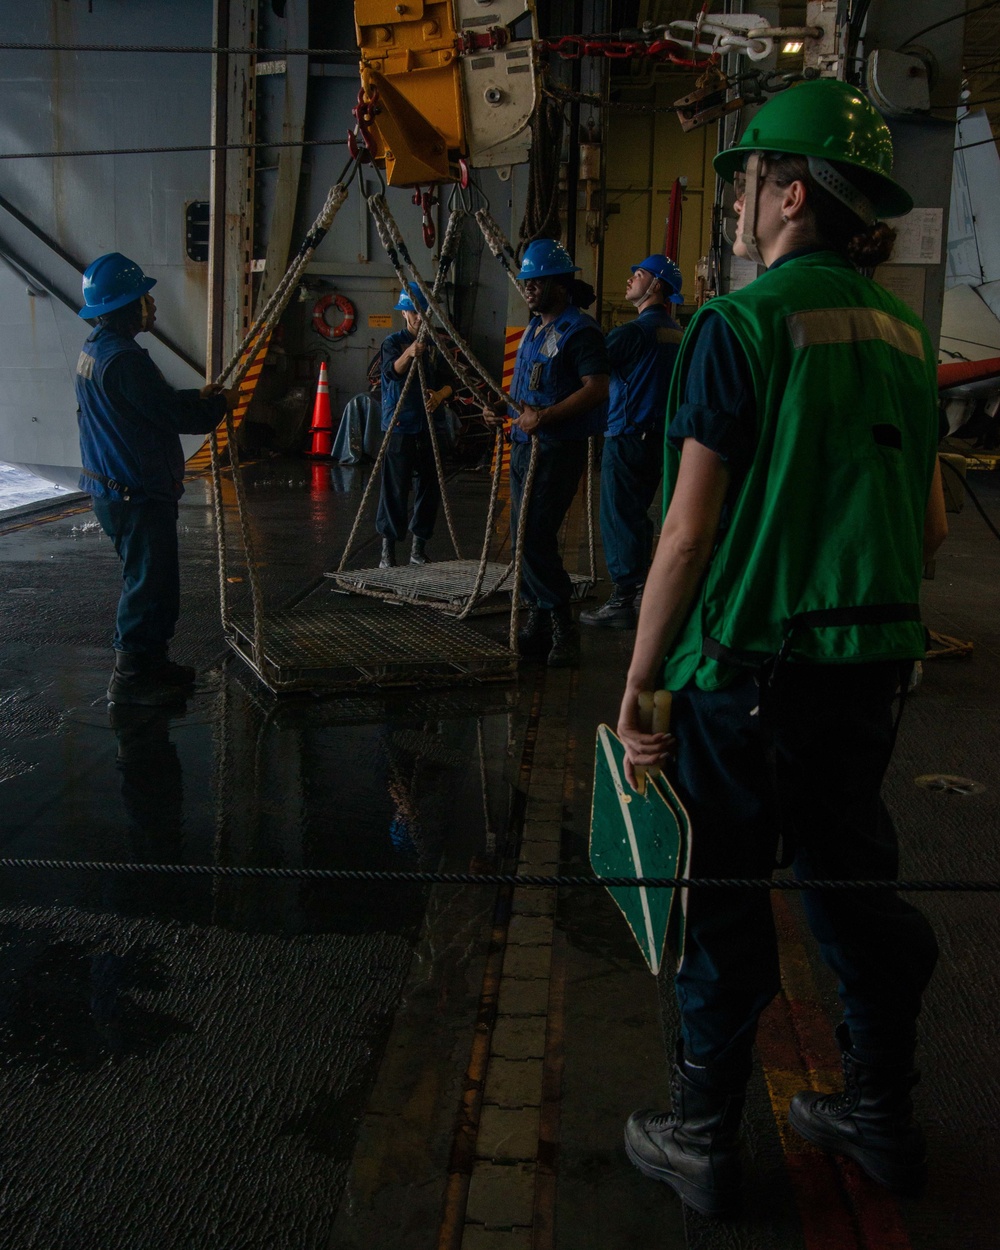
top-left (786, 308), bottom-right (926, 362)
top-left (76, 351), bottom-right (96, 379)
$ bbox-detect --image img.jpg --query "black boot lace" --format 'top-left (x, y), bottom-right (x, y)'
top-left (646, 1070), bottom-right (684, 1132)
top-left (813, 1051), bottom-right (860, 1115)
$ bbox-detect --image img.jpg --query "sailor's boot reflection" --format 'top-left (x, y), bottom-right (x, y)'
top-left (108, 705), bottom-right (187, 914)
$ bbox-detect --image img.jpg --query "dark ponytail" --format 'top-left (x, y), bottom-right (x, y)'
top-left (570, 278), bottom-right (597, 310)
top-left (845, 220), bottom-right (897, 270)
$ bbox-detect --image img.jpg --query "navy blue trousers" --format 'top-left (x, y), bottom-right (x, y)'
top-left (599, 429), bottom-right (663, 589)
top-left (376, 431), bottom-right (440, 541)
top-left (669, 662), bottom-right (938, 1077)
top-left (93, 497), bottom-right (180, 660)
top-left (510, 438), bottom-right (588, 610)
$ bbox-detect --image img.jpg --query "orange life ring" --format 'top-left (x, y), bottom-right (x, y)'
top-left (312, 292), bottom-right (356, 340)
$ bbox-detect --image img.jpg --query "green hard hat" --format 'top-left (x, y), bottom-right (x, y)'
top-left (714, 78), bottom-right (913, 218)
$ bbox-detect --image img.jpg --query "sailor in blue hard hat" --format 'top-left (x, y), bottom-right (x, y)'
top-left (500, 237), bottom-right (610, 667)
top-left (75, 253), bottom-right (237, 705)
top-left (630, 254), bottom-right (684, 303)
top-left (79, 251), bottom-right (158, 320)
top-left (392, 281), bottom-right (429, 315)
top-left (580, 253), bottom-right (684, 630)
top-left (376, 281), bottom-right (454, 569)
top-left (515, 238), bottom-right (581, 282)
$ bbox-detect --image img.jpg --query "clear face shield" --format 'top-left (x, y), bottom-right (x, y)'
top-left (733, 152), bottom-right (876, 266)
top-left (139, 293), bottom-right (155, 333)
top-left (734, 153), bottom-right (766, 267)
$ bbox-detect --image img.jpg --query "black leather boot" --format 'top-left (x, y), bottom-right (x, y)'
top-left (624, 1054), bottom-right (744, 1217)
top-left (547, 605), bottom-right (579, 668)
top-left (157, 660), bottom-right (196, 686)
top-left (517, 607), bottom-right (552, 658)
top-left (410, 536), bottom-right (430, 566)
top-left (579, 584), bottom-right (639, 629)
top-left (107, 654), bottom-right (188, 707)
top-left (116, 650), bottom-right (195, 686)
top-left (379, 537), bottom-right (396, 569)
top-left (788, 1024), bottom-right (926, 1193)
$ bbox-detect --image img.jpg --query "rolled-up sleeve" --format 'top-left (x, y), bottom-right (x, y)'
top-left (667, 312), bottom-right (756, 473)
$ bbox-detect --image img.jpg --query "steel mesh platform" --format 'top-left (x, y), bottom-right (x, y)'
top-left (328, 560), bottom-right (594, 612)
top-left (227, 603), bottom-right (516, 694)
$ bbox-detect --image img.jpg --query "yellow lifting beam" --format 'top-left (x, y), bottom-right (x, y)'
top-left (355, 0), bottom-right (463, 186)
top-left (354, 1), bottom-right (538, 189)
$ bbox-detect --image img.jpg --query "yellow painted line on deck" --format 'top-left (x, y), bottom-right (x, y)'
top-left (758, 893), bottom-right (915, 1250)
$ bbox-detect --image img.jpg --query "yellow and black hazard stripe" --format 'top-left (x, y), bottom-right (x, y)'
top-left (184, 330), bottom-right (272, 479)
top-left (491, 324), bottom-right (525, 476)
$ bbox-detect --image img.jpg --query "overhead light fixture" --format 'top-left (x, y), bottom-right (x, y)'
top-left (782, 39), bottom-right (804, 54)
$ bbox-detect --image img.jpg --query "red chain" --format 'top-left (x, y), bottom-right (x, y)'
top-left (412, 187), bottom-right (437, 248)
top-left (538, 35), bottom-right (697, 62)
top-left (352, 85), bottom-right (380, 156)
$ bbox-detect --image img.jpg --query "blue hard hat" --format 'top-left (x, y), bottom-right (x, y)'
top-left (393, 282), bottom-right (429, 313)
top-left (79, 252), bottom-right (156, 319)
top-left (516, 238), bottom-right (580, 281)
top-left (631, 254), bottom-right (683, 304)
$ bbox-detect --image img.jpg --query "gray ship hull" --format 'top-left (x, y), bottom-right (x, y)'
top-left (0, 2), bottom-right (517, 487)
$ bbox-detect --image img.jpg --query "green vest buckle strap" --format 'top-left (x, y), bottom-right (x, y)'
top-left (702, 602), bottom-right (923, 674)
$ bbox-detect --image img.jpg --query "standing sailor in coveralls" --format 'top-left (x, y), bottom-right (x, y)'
top-left (76, 253), bottom-right (235, 707)
top-left (581, 254), bottom-right (684, 629)
top-left (507, 239), bottom-right (610, 667)
top-left (377, 283), bottom-right (453, 570)
top-left (615, 80), bottom-right (948, 1217)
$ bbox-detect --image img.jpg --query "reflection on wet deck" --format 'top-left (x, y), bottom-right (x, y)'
top-left (0, 460), bottom-right (534, 1248)
top-left (2, 458), bottom-right (999, 1249)
top-left (2, 678), bottom-right (520, 929)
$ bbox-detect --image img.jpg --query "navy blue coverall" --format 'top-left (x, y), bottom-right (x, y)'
top-left (75, 325), bottom-right (226, 663)
top-left (376, 330), bottom-right (450, 543)
top-left (508, 307), bottom-right (609, 609)
top-left (601, 306), bottom-right (682, 591)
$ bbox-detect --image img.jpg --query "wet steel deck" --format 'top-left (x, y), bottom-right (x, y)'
top-left (0, 455), bottom-right (998, 1249)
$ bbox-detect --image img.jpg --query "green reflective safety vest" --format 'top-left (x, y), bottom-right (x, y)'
top-left (661, 250), bottom-right (938, 692)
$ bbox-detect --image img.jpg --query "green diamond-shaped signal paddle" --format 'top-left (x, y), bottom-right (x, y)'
top-left (589, 721), bottom-right (689, 975)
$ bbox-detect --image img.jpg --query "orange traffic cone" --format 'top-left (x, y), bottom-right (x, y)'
top-left (308, 361), bottom-right (334, 457)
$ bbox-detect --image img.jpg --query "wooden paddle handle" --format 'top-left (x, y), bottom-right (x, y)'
top-left (634, 690), bottom-right (672, 793)
top-left (652, 689), bottom-right (673, 734)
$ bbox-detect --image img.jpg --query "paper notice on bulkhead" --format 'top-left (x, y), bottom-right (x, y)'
top-left (885, 208), bottom-right (944, 265)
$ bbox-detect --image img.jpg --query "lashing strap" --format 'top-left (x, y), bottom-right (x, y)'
top-left (79, 466), bottom-right (134, 501)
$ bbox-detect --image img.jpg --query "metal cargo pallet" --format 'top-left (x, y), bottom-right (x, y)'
top-left (226, 602), bottom-right (516, 694)
top-left (327, 559), bottom-right (594, 613)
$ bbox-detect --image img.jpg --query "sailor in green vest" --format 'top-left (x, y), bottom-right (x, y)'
top-left (615, 79), bottom-right (948, 1217)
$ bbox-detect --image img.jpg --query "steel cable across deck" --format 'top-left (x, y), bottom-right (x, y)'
top-left (0, 859), bottom-right (996, 891)
top-left (0, 42), bottom-right (358, 55)
top-left (0, 139), bottom-right (350, 161)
